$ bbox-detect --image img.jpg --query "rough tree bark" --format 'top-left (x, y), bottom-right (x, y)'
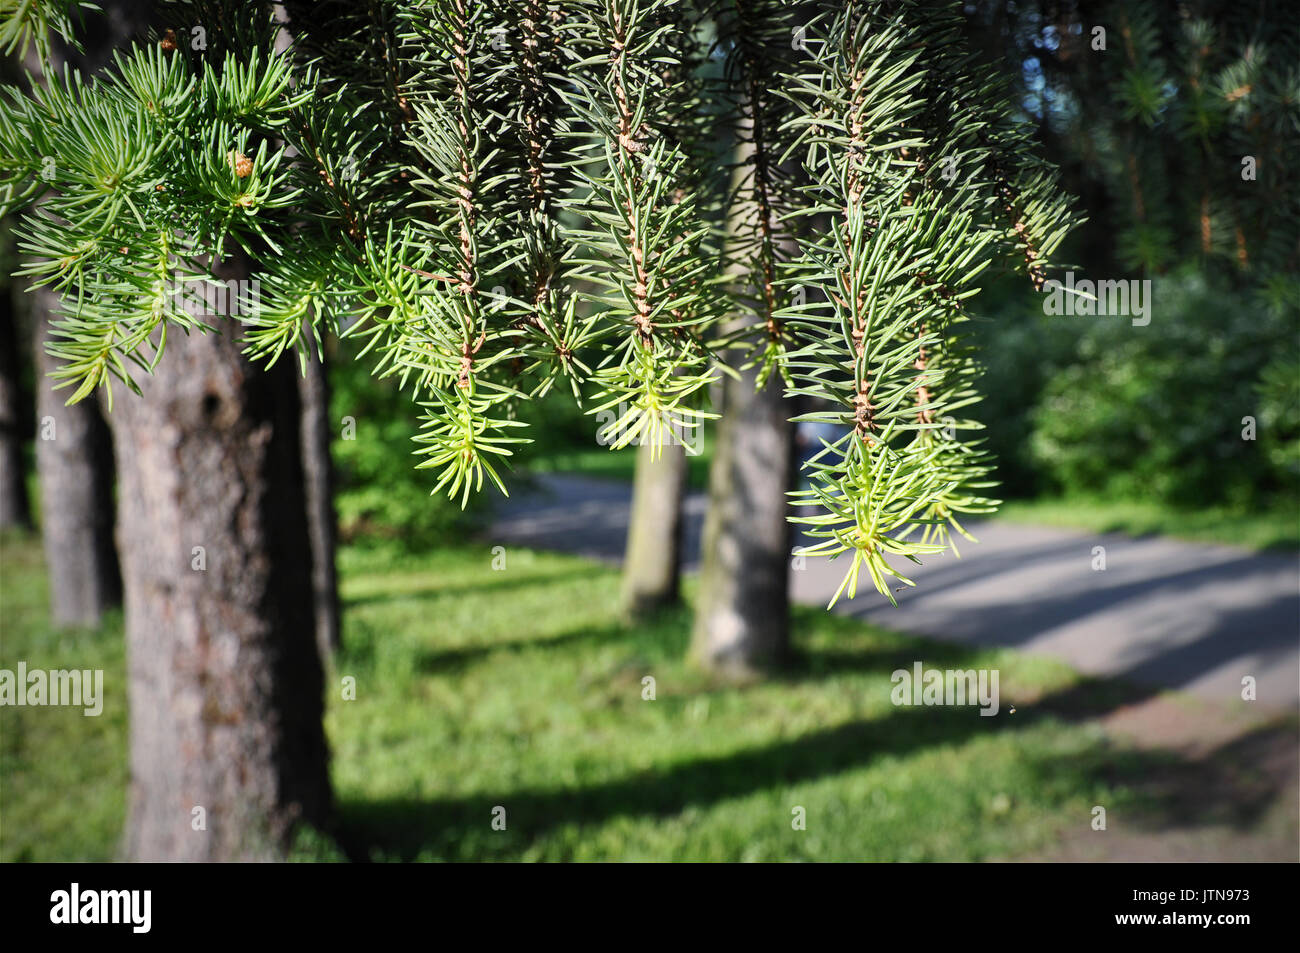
top-left (620, 438), bottom-right (687, 618)
top-left (0, 285), bottom-right (31, 529)
top-left (298, 342), bottom-right (340, 661)
top-left (111, 256), bottom-right (332, 862)
top-left (32, 287), bottom-right (121, 625)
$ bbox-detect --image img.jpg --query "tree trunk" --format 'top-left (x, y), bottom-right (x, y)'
top-left (110, 257), bottom-right (331, 861)
top-left (17, 0), bottom-right (145, 615)
top-left (691, 365), bottom-right (795, 676)
top-left (32, 287), bottom-right (121, 625)
top-left (0, 284), bottom-right (31, 529)
top-left (620, 438), bottom-right (687, 618)
top-left (299, 342), bottom-right (340, 661)
top-left (690, 91), bottom-right (799, 676)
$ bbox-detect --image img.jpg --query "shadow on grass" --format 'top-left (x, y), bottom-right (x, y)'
top-left (342, 566), bottom-right (603, 609)
top-left (337, 702), bottom-right (1008, 861)
top-left (410, 628), bottom-right (608, 676)
top-left (1125, 719), bottom-right (1299, 830)
top-left (340, 607), bottom-right (695, 677)
top-left (335, 620), bottom-right (1296, 861)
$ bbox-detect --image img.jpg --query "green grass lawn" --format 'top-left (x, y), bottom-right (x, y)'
top-left (0, 531), bottom-right (128, 862)
top-left (3, 530), bottom-right (1177, 862)
top-left (995, 496), bottom-right (1300, 552)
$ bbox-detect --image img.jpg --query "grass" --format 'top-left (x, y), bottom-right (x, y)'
top-left (3, 530), bottom-right (1183, 862)
top-left (995, 496), bottom-right (1300, 552)
top-left (0, 530), bottom-right (128, 862)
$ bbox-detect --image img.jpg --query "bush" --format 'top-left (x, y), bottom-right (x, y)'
top-left (1026, 270), bottom-right (1297, 507)
top-left (329, 342), bottom-right (484, 549)
top-left (968, 279), bottom-right (1080, 497)
top-left (1257, 344), bottom-right (1300, 490)
top-left (327, 343), bottom-right (607, 548)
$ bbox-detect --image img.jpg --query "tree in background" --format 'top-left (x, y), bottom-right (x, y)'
top-left (8, 12), bottom-right (127, 625)
top-left (0, 227), bottom-right (31, 529)
top-left (691, 0), bottom-right (803, 674)
top-left (621, 439), bottom-right (688, 616)
top-left (2, 0), bottom-right (1074, 702)
top-left (617, 4), bottom-right (721, 620)
top-left (31, 285), bottom-right (120, 625)
top-left (299, 338), bottom-right (340, 660)
top-left (964, 0), bottom-right (1298, 508)
top-left (273, 6), bottom-right (341, 663)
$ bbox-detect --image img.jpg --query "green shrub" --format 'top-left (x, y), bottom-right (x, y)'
top-left (329, 342), bottom-right (484, 549)
top-left (968, 280), bottom-right (1079, 497)
top-left (1027, 270), bottom-right (1297, 507)
top-left (1257, 344), bottom-right (1300, 489)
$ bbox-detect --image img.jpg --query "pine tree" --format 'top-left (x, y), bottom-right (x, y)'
top-left (2, 0), bottom-right (1080, 612)
top-left (969, 0), bottom-right (1298, 293)
top-left (3, 0), bottom-right (333, 861)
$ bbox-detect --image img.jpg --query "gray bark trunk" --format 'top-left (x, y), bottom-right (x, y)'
top-left (0, 285), bottom-right (31, 529)
top-left (620, 438), bottom-right (687, 618)
top-left (690, 89), bottom-right (799, 676)
top-left (32, 287), bottom-right (121, 625)
top-left (110, 257), bottom-right (331, 861)
top-left (691, 366), bottom-right (795, 676)
top-left (299, 343), bottom-right (340, 660)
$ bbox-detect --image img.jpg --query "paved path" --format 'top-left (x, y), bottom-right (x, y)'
top-left (490, 474), bottom-right (1300, 709)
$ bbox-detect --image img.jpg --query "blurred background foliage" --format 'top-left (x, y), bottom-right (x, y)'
top-left (328, 339), bottom-right (481, 550)
top-left (326, 0), bottom-right (1297, 549)
top-left (329, 337), bottom-right (600, 549)
top-left (961, 0), bottom-right (1298, 527)
top-left (972, 270), bottom-right (1298, 509)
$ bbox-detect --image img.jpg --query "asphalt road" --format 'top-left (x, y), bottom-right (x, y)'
top-left (489, 473), bottom-right (1300, 710)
